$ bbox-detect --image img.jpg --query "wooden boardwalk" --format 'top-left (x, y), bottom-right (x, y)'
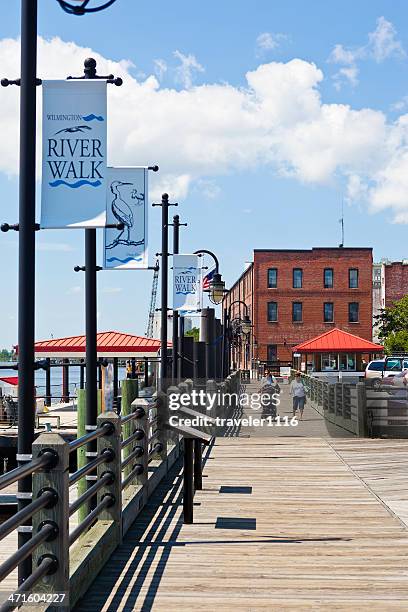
top-left (75, 435), bottom-right (408, 611)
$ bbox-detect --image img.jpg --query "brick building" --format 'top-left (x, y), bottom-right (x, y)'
top-left (372, 260), bottom-right (408, 341)
top-left (223, 247), bottom-right (373, 368)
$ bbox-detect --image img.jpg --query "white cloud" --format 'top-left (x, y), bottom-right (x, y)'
top-left (256, 32), bottom-right (288, 56)
top-left (390, 95), bottom-right (408, 112)
top-left (173, 50), bottom-right (204, 89)
top-left (329, 17), bottom-right (406, 88)
top-left (2, 36), bottom-right (408, 221)
top-left (333, 66), bottom-right (359, 90)
top-left (369, 16), bottom-right (406, 62)
top-left (153, 58), bottom-right (167, 81)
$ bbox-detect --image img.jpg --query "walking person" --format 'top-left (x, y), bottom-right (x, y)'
top-left (290, 372), bottom-right (306, 420)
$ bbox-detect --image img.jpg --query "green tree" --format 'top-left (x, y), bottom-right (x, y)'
top-left (185, 327), bottom-right (199, 342)
top-left (374, 295), bottom-right (408, 353)
top-left (0, 348), bottom-right (13, 362)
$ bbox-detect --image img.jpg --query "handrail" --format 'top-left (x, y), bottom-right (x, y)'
top-left (121, 464), bottom-right (144, 490)
top-left (121, 429), bottom-right (144, 450)
top-left (68, 421), bottom-right (113, 453)
top-left (121, 446), bottom-right (144, 470)
top-left (0, 450), bottom-right (57, 491)
top-left (120, 406), bottom-right (146, 425)
top-left (0, 555), bottom-right (57, 612)
top-left (69, 472), bottom-right (113, 517)
top-left (0, 489), bottom-right (56, 541)
top-left (148, 442), bottom-right (163, 460)
top-left (0, 522), bottom-right (55, 584)
top-left (69, 448), bottom-right (114, 486)
top-left (69, 494), bottom-right (113, 546)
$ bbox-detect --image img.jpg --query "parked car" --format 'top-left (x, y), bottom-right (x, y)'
top-left (380, 370), bottom-right (408, 389)
top-left (365, 356), bottom-right (408, 389)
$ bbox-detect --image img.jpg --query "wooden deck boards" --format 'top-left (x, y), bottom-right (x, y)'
top-left (75, 437), bottom-right (408, 611)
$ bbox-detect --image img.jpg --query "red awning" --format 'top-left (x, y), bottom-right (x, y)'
top-left (293, 328), bottom-right (383, 353)
top-left (15, 331), bottom-right (171, 358)
top-left (0, 376), bottom-right (18, 386)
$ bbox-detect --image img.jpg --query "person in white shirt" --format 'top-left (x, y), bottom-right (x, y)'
top-left (290, 373), bottom-right (306, 419)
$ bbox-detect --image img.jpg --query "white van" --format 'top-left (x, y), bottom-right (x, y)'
top-left (365, 356), bottom-right (408, 388)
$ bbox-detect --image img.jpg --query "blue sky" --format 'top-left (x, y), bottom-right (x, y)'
top-left (1, 0), bottom-right (408, 347)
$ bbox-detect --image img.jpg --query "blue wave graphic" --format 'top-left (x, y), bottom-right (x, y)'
top-left (49, 179), bottom-right (102, 188)
top-left (106, 256), bottom-right (139, 264)
top-left (82, 114), bottom-right (104, 122)
top-left (176, 291), bottom-right (194, 295)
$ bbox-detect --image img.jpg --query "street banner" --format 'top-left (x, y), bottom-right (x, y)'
top-left (173, 254), bottom-right (200, 312)
top-left (103, 167), bottom-right (148, 269)
top-left (41, 80), bottom-right (107, 228)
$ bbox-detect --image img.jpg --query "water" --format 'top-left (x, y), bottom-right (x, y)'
top-left (0, 363), bottom-right (127, 402)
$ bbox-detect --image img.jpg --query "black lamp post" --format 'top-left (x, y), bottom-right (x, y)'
top-left (225, 300), bottom-right (252, 374)
top-left (71, 58), bottom-right (122, 516)
top-left (171, 214), bottom-right (187, 384)
top-left (153, 194), bottom-right (178, 390)
top-left (0, 0), bottom-right (119, 588)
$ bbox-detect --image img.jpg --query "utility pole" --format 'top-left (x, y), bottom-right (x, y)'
top-left (16, 0), bottom-right (38, 584)
top-left (71, 58), bottom-right (122, 513)
top-left (153, 194), bottom-right (177, 390)
top-left (171, 214), bottom-right (187, 384)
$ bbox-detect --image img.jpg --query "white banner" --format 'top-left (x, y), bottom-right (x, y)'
top-left (103, 167), bottom-right (148, 269)
top-left (173, 254), bottom-right (200, 312)
top-left (41, 80), bottom-right (107, 228)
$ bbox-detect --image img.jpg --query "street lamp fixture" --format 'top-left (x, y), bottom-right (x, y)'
top-left (194, 249), bottom-right (226, 305)
top-left (241, 314), bottom-right (252, 336)
top-left (209, 271), bottom-right (225, 305)
top-left (56, 0), bottom-right (118, 14)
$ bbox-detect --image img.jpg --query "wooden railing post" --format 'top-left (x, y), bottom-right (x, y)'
top-left (156, 391), bottom-right (169, 462)
top-left (129, 398), bottom-right (149, 489)
top-left (356, 382), bottom-right (368, 437)
top-left (97, 411), bottom-right (122, 546)
top-left (206, 380), bottom-right (217, 419)
top-left (32, 433), bottom-right (70, 600)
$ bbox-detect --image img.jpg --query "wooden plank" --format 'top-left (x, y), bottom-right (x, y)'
top-left (75, 435), bottom-right (408, 611)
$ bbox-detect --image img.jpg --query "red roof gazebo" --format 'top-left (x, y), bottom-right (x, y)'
top-left (293, 328), bottom-right (383, 374)
top-left (31, 331), bottom-right (164, 359)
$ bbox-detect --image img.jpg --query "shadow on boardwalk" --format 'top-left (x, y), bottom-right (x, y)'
top-left (74, 442), bottom-right (349, 612)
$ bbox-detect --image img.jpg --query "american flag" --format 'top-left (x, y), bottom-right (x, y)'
top-left (202, 267), bottom-right (215, 290)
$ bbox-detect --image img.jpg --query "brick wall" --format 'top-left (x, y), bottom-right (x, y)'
top-left (223, 248), bottom-right (373, 368)
top-left (384, 262), bottom-right (408, 307)
top-left (254, 248), bottom-right (373, 361)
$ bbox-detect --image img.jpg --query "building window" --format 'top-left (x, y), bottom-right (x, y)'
top-left (349, 268), bottom-right (359, 288)
top-left (293, 268), bottom-right (303, 288)
top-left (340, 354), bottom-right (356, 371)
top-left (267, 345), bottom-right (277, 362)
top-left (349, 302), bottom-right (359, 322)
top-left (324, 268), bottom-right (333, 288)
top-left (267, 268), bottom-right (277, 288)
top-left (267, 301), bottom-right (278, 322)
top-left (321, 353), bottom-right (338, 371)
top-left (292, 301), bottom-right (303, 322)
top-left (324, 302), bottom-right (334, 322)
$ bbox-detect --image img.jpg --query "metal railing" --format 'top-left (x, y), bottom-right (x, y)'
top-left (0, 373), bottom-right (240, 608)
top-left (294, 370), bottom-right (368, 436)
